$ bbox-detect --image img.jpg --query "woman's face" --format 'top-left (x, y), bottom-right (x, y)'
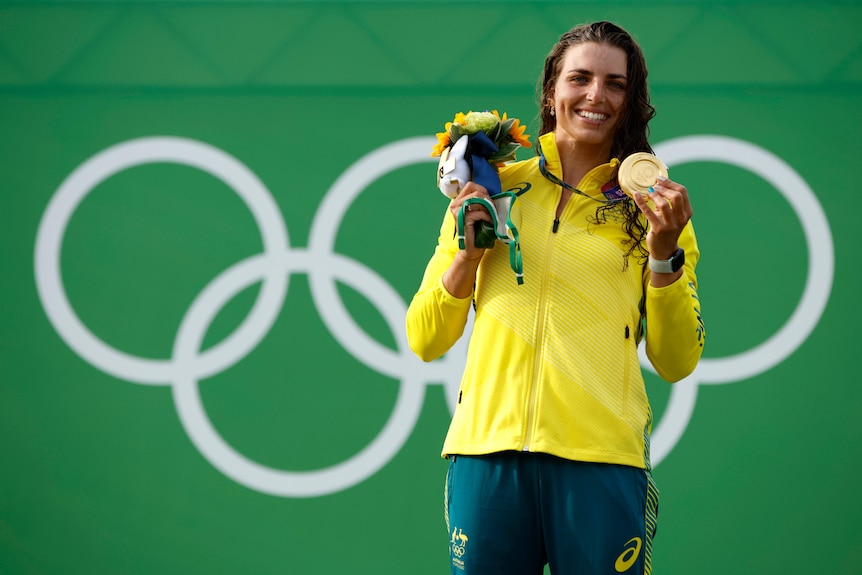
top-left (550, 41), bottom-right (628, 153)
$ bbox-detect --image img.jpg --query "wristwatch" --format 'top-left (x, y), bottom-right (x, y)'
top-left (648, 247), bottom-right (685, 274)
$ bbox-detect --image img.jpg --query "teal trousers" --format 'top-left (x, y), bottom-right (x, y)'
top-left (444, 451), bottom-right (658, 574)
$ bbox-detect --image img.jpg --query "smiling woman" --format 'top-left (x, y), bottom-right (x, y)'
top-left (4, 2), bottom-right (853, 575)
top-left (549, 42), bottom-right (628, 158)
top-left (407, 20), bottom-right (703, 575)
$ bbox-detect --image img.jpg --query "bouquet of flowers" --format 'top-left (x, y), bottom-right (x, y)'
top-left (432, 110), bottom-right (531, 197)
top-left (430, 110), bottom-right (532, 284)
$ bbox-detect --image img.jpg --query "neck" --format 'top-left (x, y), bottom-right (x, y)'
top-left (554, 133), bottom-right (612, 187)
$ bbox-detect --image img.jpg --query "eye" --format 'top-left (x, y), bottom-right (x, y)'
top-left (570, 75), bottom-right (588, 84)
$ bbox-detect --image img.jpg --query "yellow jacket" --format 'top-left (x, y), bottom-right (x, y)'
top-left (406, 132), bottom-right (704, 469)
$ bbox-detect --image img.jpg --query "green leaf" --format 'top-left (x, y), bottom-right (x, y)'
top-left (496, 142), bottom-right (519, 158)
top-left (499, 118), bottom-right (516, 135)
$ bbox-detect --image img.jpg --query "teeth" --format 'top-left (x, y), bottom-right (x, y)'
top-left (579, 111), bottom-right (608, 121)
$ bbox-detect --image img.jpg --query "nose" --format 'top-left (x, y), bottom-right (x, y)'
top-left (587, 79), bottom-right (604, 102)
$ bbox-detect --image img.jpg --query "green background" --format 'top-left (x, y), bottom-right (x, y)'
top-left (2, 1), bottom-right (860, 573)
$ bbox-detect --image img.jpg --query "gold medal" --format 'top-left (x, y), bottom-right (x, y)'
top-left (617, 152), bottom-right (668, 197)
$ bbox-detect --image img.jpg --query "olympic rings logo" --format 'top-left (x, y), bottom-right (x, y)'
top-left (34, 135), bottom-right (833, 497)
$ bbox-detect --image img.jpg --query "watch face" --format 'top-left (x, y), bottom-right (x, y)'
top-left (671, 248), bottom-right (685, 272)
top-left (649, 248), bottom-right (685, 274)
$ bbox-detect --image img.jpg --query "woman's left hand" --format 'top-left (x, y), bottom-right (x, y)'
top-left (632, 176), bottom-right (693, 261)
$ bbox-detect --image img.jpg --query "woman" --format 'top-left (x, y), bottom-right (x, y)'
top-left (406, 21), bottom-right (704, 575)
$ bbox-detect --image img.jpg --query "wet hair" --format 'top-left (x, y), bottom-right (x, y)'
top-left (537, 21), bottom-right (655, 262)
top-left (538, 20), bottom-right (655, 158)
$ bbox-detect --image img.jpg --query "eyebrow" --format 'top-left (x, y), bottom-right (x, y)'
top-left (569, 68), bottom-right (628, 80)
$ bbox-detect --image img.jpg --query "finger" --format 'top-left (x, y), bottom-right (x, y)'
top-left (467, 206), bottom-right (494, 223)
top-left (453, 183), bottom-right (490, 216)
top-left (650, 182), bottom-right (694, 230)
top-left (460, 181), bottom-right (490, 200)
top-left (632, 191), bottom-right (663, 228)
top-left (653, 178), bottom-right (692, 219)
top-left (454, 198), bottom-right (494, 230)
top-left (648, 186), bottom-right (671, 213)
top-left (463, 216), bottom-right (493, 255)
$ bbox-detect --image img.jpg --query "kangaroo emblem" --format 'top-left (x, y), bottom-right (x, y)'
top-left (451, 527), bottom-right (469, 546)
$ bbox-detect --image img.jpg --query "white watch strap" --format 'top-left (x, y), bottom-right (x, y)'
top-left (648, 256), bottom-right (674, 274)
top-left (648, 248), bottom-right (684, 273)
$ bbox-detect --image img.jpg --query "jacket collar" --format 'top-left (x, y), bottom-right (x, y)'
top-left (538, 132), bottom-right (620, 193)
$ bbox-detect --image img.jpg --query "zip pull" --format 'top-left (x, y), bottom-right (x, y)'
top-left (552, 218), bottom-right (560, 233)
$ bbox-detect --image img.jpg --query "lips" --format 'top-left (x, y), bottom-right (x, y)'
top-left (577, 110), bottom-right (609, 121)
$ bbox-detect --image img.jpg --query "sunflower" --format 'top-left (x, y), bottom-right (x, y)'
top-left (431, 109), bottom-right (531, 161)
top-left (507, 117), bottom-right (532, 149)
top-left (431, 128), bottom-right (451, 157)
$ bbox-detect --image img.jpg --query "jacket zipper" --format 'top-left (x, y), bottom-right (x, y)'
top-left (523, 194), bottom-right (562, 451)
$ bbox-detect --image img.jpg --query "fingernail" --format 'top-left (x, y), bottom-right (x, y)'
top-left (657, 175), bottom-right (667, 182)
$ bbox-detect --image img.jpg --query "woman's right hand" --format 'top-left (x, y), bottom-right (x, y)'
top-left (450, 181), bottom-right (494, 258)
top-left (443, 182), bottom-right (494, 298)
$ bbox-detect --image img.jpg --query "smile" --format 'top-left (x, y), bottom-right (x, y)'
top-left (577, 110), bottom-right (608, 122)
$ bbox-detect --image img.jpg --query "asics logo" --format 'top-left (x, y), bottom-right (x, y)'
top-left (35, 135), bottom-right (832, 497)
top-left (614, 537), bottom-right (642, 572)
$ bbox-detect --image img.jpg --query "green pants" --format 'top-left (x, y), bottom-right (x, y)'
top-left (444, 451), bottom-right (659, 574)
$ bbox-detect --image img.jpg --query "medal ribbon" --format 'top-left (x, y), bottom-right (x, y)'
top-left (537, 140), bottom-right (624, 205)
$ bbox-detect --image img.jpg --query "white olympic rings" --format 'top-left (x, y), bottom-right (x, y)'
top-left (34, 134), bottom-right (832, 496)
top-left (646, 136), bottom-right (834, 463)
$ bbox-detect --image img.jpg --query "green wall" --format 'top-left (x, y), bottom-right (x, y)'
top-left (2, 1), bottom-right (861, 573)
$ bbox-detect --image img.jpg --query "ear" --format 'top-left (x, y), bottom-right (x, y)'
top-left (547, 97), bottom-right (556, 117)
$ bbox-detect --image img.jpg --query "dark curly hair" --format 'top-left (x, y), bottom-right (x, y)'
top-left (537, 21), bottom-right (656, 261)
